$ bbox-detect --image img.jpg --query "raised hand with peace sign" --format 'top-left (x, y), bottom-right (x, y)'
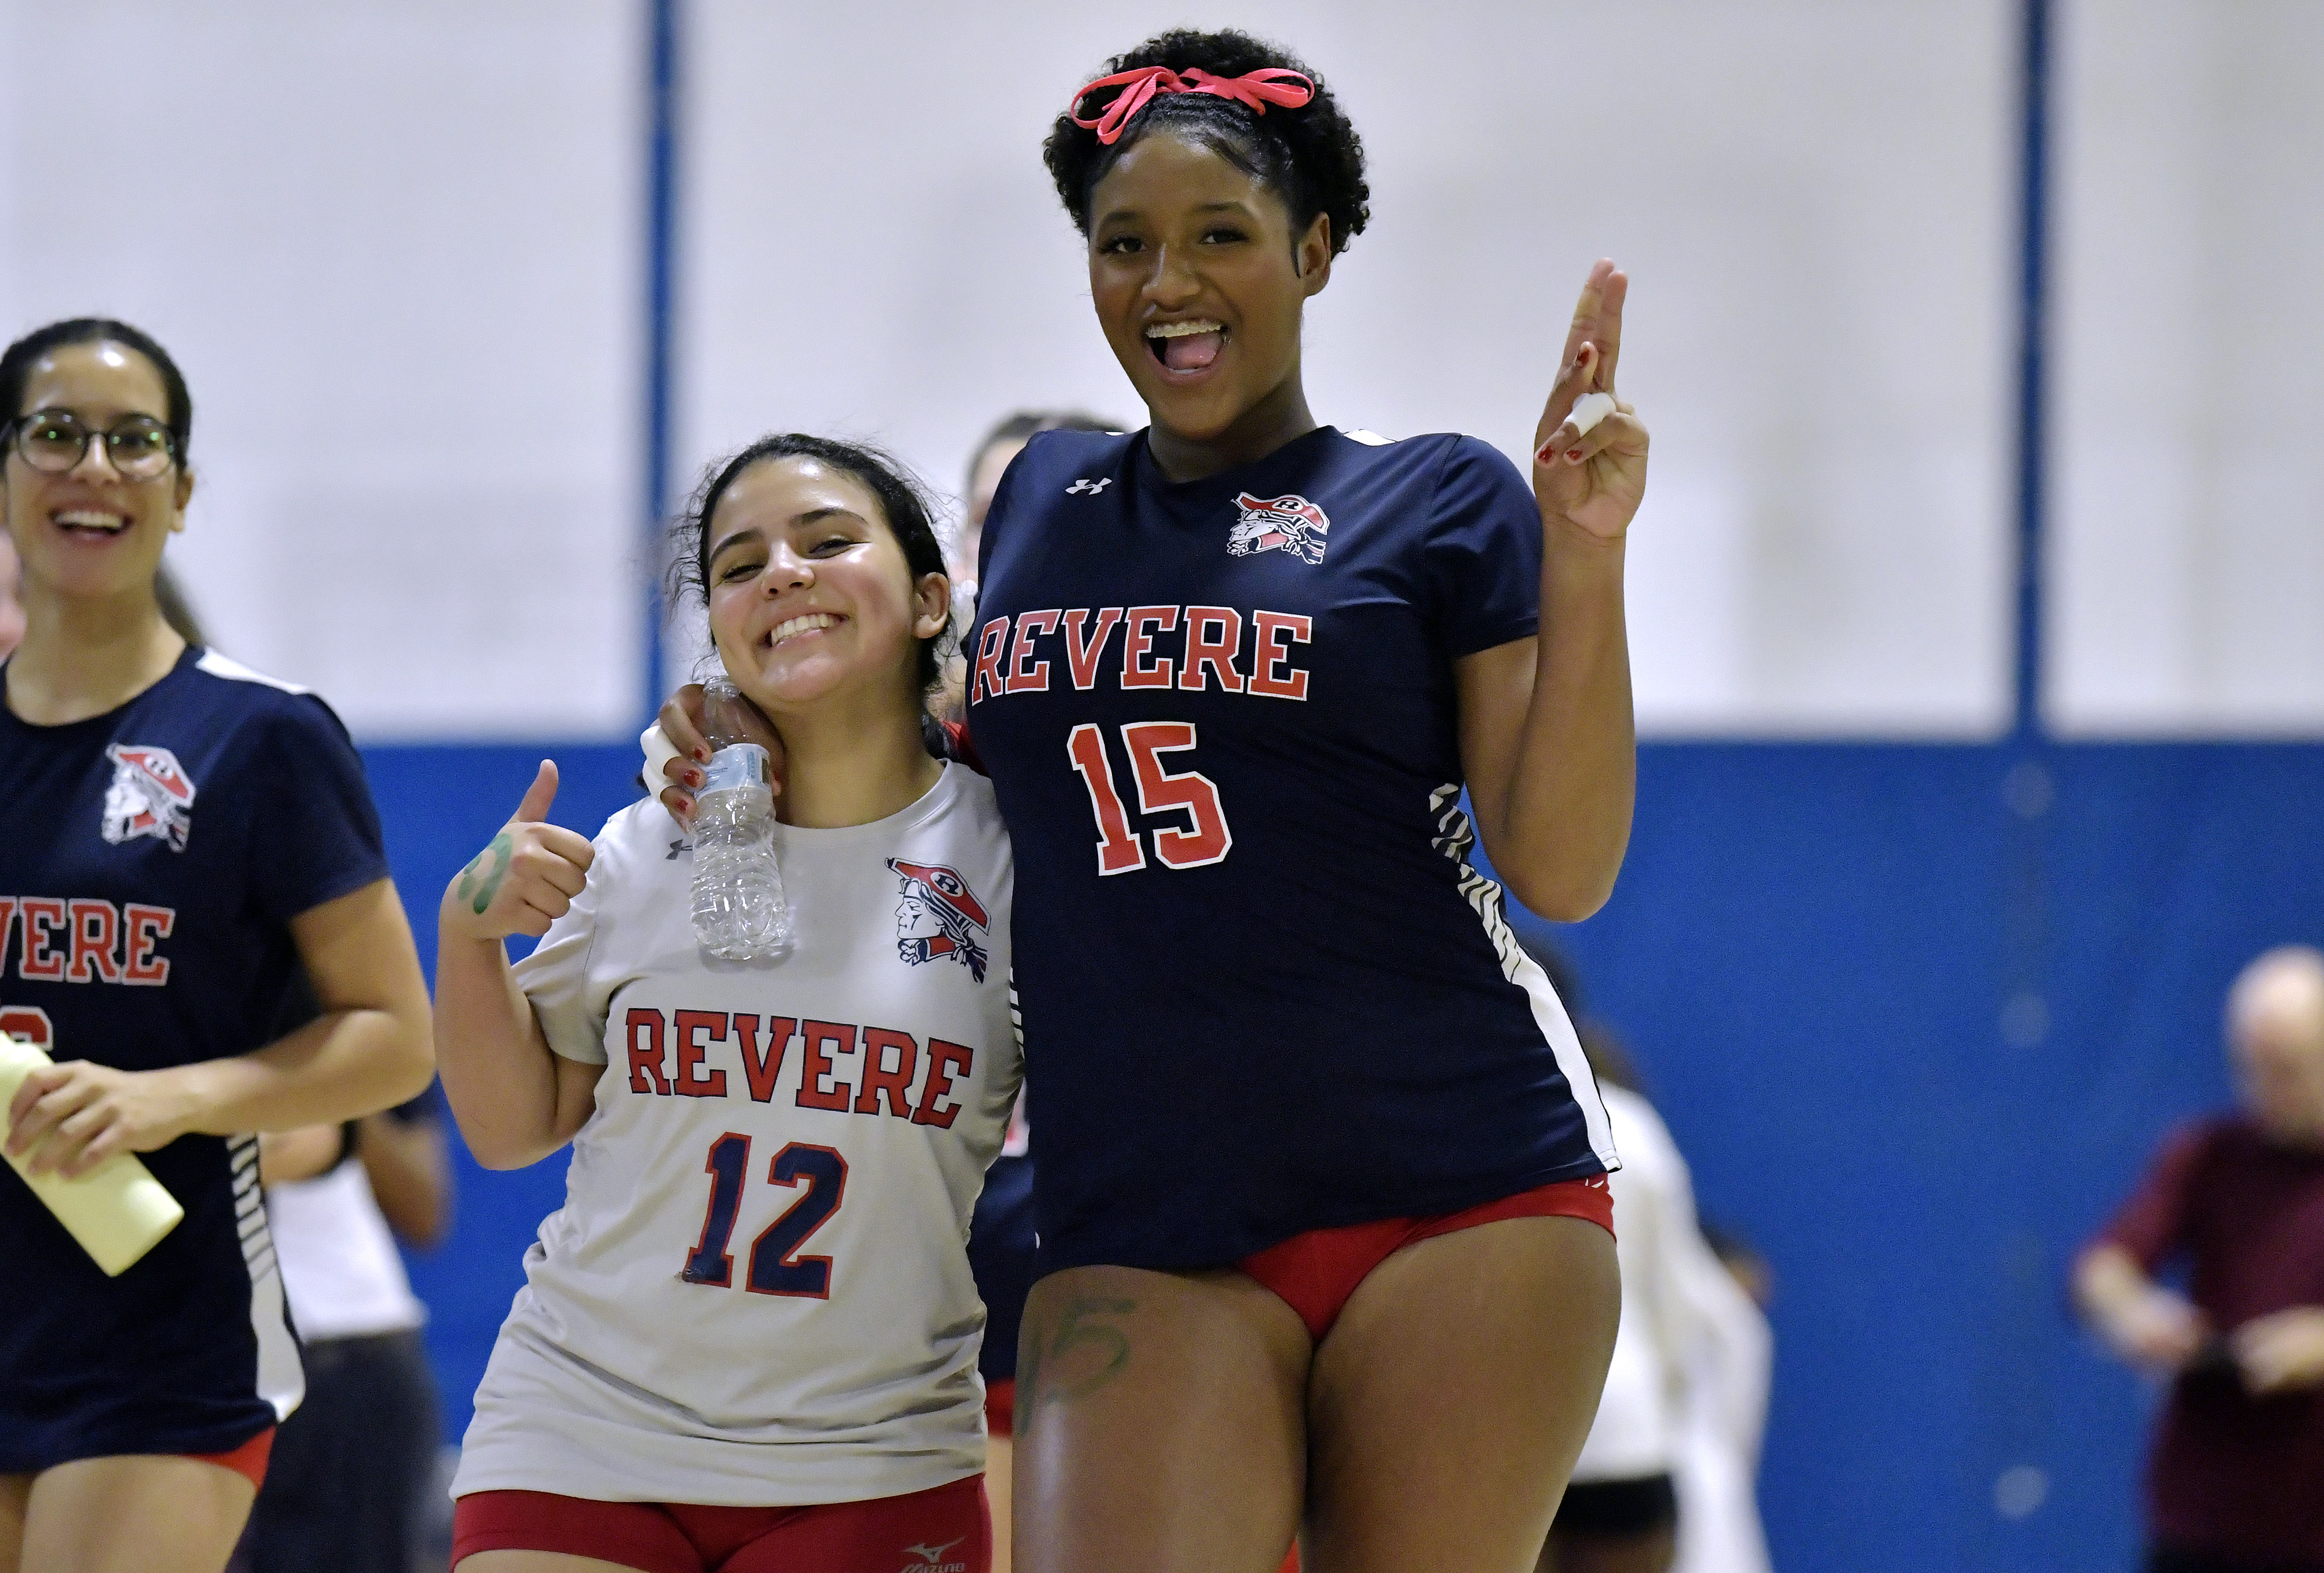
top-left (438, 760), bottom-right (598, 944)
top-left (1532, 259), bottom-right (1649, 544)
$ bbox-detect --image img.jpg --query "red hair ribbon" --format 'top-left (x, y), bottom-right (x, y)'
top-left (1070, 66), bottom-right (1316, 146)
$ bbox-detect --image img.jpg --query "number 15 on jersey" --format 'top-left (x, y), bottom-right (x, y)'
top-left (1065, 722), bottom-right (1233, 876)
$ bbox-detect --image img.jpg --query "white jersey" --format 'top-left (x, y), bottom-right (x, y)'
top-left (453, 763), bottom-right (1020, 1506)
top-left (1575, 1086), bottom-right (1776, 1573)
top-left (267, 1160), bottom-right (426, 1341)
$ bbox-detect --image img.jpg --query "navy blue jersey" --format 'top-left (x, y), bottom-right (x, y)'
top-left (970, 426), bottom-right (1618, 1273)
top-left (967, 1152), bottom-right (1037, 1381)
top-left (0, 646), bottom-right (388, 1468)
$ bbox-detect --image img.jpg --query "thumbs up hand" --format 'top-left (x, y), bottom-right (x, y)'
top-left (439, 760), bottom-right (600, 944)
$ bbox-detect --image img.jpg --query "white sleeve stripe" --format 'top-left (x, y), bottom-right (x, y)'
top-left (195, 650), bottom-right (311, 695)
top-left (227, 1134), bottom-right (305, 1420)
top-left (1428, 784), bottom-right (1620, 1170)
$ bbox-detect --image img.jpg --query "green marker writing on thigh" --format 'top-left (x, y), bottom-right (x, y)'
top-left (1038, 1295), bottom-right (1136, 1405)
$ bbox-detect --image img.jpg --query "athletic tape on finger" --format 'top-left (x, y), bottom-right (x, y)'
top-left (1568, 392), bottom-right (1617, 438)
top-left (641, 722), bottom-right (682, 791)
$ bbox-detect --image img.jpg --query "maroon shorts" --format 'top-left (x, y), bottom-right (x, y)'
top-left (984, 1377), bottom-right (1017, 1439)
top-left (451, 1475), bottom-right (989, 1573)
top-left (182, 1426), bottom-right (273, 1489)
top-left (1238, 1175), bottom-right (1616, 1342)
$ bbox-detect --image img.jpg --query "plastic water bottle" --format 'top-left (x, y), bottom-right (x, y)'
top-left (689, 678), bottom-right (793, 961)
top-left (1, 1034), bottom-right (185, 1276)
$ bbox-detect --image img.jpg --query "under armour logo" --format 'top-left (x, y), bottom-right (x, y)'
top-left (1066, 477), bottom-right (1111, 496)
top-left (666, 838), bottom-right (691, 861)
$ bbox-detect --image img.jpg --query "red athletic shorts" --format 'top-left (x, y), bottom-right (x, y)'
top-left (984, 1377), bottom-right (1017, 1439)
top-left (182, 1427), bottom-right (273, 1489)
top-left (1238, 1175), bottom-right (1615, 1342)
top-left (451, 1476), bottom-right (988, 1573)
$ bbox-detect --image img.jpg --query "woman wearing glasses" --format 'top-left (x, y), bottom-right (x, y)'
top-left (0, 317), bottom-right (435, 1573)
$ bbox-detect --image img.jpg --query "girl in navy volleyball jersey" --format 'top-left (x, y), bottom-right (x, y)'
top-left (0, 319), bottom-right (435, 1573)
top-left (659, 29), bottom-right (1651, 1571)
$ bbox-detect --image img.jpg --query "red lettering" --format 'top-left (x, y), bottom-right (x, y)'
top-left (971, 619), bottom-right (1010, 705)
top-left (672, 1009), bottom-right (730, 1098)
top-left (735, 1015), bottom-right (793, 1102)
top-left (1179, 605), bottom-right (1245, 693)
top-left (625, 1008), bottom-right (670, 1094)
top-left (1121, 606), bottom-right (1179, 689)
top-left (1249, 610), bottom-right (1312, 700)
top-left (66, 901), bottom-right (121, 984)
top-left (1067, 723), bottom-right (1146, 875)
top-left (0, 1005), bottom-right (55, 1050)
top-left (1124, 722), bottom-right (1233, 868)
top-left (122, 905), bottom-right (174, 986)
top-left (912, 1039), bottom-right (974, 1129)
top-left (18, 899), bottom-right (66, 981)
top-left (1007, 610), bottom-right (1061, 693)
top-left (853, 1027), bottom-right (921, 1118)
top-left (1061, 607), bottom-right (1124, 690)
top-left (794, 1020), bottom-right (858, 1111)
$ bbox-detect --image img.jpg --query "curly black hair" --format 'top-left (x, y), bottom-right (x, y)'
top-left (1044, 29), bottom-right (1369, 258)
top-left (666, 433), bottom-right (952, 694)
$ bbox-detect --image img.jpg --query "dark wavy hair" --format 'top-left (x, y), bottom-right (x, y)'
top-left (666, 433), bottom-right (951, 694)
top-left (0, 317), bottom-right (193, 464)
top-left (1044, 29), bottom-right (1369, 259)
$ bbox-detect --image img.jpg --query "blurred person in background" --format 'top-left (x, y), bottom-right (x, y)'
top-left (939, 410), bottom-right (1116, 723)
top-left (2075, 945), bottom-right (2324, 1573)
top-left (245, 1089), bottom-right (452, 1573)
top-left (1519, 942), bottom-right (1773, 1573)
top-left (0, 317), bottom-right (434, 1573)
top-left (1672, 1224), bottom-right (1776, 1573)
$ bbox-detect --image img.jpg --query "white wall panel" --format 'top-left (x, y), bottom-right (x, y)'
top-left (2050, 0), bottom-right (2324, 734)
top-left (0, 1), bottom-right (640, 739)
top-left (680, 0), bottom-right (2014, 735)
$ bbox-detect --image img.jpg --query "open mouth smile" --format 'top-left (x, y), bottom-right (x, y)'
top-left (52, 508), bottom-right (131, 539)
top-left (763, 612), bottom-right (845, 648)
top-left (1145, 318), bottom-right (1227, 375)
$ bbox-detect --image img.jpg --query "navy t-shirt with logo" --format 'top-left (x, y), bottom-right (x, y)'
top-left (0, 645), bottom-right (388, 1467)
top-left (969, 425), bottom-right (1618, 1273)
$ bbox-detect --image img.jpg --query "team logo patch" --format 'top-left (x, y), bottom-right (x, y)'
top-left (888, 859), bottom-right (990, 983)
top-left (101, 744), bottom-right (196, 852)
top-left (1227, 491), bottom-right (1330, 565)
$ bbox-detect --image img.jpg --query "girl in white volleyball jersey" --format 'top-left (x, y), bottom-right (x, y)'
top-left (433, 435), bottom-right (1018, 1573)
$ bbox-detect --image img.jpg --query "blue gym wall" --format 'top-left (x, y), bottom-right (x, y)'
top-left (370, 737), bottom-right (2324, 1573)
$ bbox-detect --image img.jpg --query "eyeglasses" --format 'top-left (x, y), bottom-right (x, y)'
top-left (5, 409), bottom-right (179, 480)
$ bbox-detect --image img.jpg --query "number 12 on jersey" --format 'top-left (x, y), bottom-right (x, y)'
top-left (682, 1134), bottom-right (848, 1299)
top-left (1066, 722), bottom-right (1233, 875)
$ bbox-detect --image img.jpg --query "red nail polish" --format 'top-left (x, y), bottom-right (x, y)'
top-left (1536, 443), bottom-right (1559, 467)
top-left (1566, 449), bottom-right (1584, 463)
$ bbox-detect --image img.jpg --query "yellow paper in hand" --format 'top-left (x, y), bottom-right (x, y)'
top-left (1, 1033), bottom-right (185, 1276)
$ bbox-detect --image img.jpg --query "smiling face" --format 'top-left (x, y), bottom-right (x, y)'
top-left (0, 341), bottom-right (191, 606)
top-left (703, 456), bottom-right (949, 719)
top-left (1086, 131), bottom-right (1331, 445)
